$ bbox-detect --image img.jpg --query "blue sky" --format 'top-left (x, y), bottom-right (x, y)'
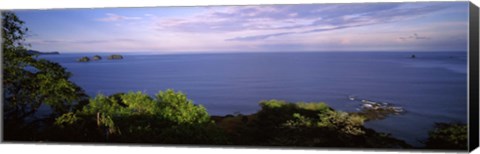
top-left (14, 2), bottom-right (469, 53)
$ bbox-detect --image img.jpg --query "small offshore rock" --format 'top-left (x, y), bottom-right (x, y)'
top-left (108, 54), bottom-right (123, 60)
top-left (77, 56), bottom-right (90, 62)
top-left (362, 103), bottom-right (374, 109)
top-left (348, 96), bottom-right (356, 101)
top-left (92, 55), bottom-right (102, 61)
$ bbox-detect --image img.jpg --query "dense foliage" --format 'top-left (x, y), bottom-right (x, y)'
top-left (423, 123), bottom-right (468, 150)
top-left (213, 100), bottom-right (410, 148)
top-left (2, 11), bottom-right (88, 140)
top-left (52, 90), bottom-right (227, 144)
top-left (47, 96), bottom-right (410, 148)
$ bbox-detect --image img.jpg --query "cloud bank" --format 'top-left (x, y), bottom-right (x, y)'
top-left (20, 2), bottom-right (468, 52)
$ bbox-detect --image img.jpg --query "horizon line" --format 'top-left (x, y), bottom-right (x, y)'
top-left (36, 50), bottom-right (468, 55)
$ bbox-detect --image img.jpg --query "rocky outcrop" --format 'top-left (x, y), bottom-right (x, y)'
top-left (360, 99), bottom-right (404, 113)
top-left (77, 56), bottom-right (90, 62)
top-left (92, 55), bottom-right (102, 61)
top-left (348, 96), bottom-right (405, 120)
top-left (108, 54), bottom-right (123, 60)
top-left (77, 55), bottom-right (122, 62)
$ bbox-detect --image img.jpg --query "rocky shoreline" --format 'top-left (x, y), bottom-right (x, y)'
top-left (348, 96), bottom-right (405, 120)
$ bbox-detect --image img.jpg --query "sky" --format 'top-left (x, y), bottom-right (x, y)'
top-left (13, 2), bottom-right (469, 53)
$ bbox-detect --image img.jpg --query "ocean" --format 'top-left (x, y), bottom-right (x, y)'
top-left (39, 51), bottom-right (468, 146)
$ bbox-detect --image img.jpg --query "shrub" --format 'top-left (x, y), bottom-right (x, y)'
top-left (53, 90), bottom-right (219, 143)
top-left (249, 100), bottom-right (411, 147)
top-left (424, 123), bottom-right (467, 150)
top-left (259, 99), bottom-right (288, 109)
top-left (156, 89), bottom-right (211, 124)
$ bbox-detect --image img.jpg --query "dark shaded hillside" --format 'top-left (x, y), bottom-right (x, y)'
top-left (27, 50), bottom-right (60, 55)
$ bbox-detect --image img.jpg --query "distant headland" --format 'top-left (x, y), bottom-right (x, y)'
top-left (27, 50), bottom-right (60, 55)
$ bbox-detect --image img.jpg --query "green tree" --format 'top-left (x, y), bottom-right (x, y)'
top-left (2, 12), bottom-right (88, 140)
top-left (54, 90), bottom-right (227, 143)
top-left (156, 89), bottom-right (210, 125)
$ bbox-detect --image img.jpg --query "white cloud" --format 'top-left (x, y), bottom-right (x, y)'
top-left (96, 13), bottom-right (142, 22)
top-left (29, 3), bottom-right (467, 52)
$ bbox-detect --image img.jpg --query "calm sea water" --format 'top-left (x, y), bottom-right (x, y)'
top-left (39, 52), bottom-right (467, 146)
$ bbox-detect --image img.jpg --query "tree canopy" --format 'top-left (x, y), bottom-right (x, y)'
top-left (53, 90), bottom-right (227, 143)
top-left (2, 11), bottom-right (88, 140)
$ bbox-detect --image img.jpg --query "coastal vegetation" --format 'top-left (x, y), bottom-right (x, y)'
top-left (3, 11), bottom-right (89, 140)
top-left (2, 11), bottom-right (468, 150)
top-left (51, 90), bottom-right (227, 144)
top-left (423, 123), bottom-right (468, 150)
top-left (48, 93), bottom-right (410, 147)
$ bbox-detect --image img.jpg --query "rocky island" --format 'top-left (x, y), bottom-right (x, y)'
top-left (76, 54), bottom-right (124, 62)
top-left (108, 54), bottom-right (123, 60)
top-left (92, 55), bottom-right (102, 61)
top-left (77, 56), bottom-right (90, 62)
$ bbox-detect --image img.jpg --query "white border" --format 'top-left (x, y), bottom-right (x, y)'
top-left (0, 0), bottom-right (476, 10)
top-left (0, 0), bottom-right (478, 154)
